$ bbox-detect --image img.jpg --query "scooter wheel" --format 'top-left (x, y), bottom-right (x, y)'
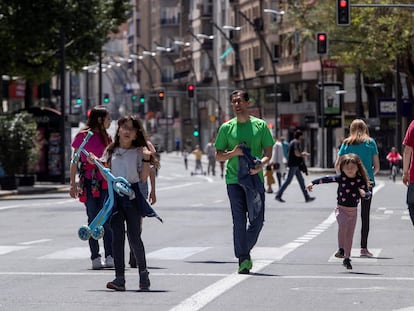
top-left (78, 225), bottom-right (91, 241)
top-left (91, 225), bottom-right (105, 240)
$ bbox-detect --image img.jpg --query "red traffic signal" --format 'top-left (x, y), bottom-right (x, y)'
top-left (158, 91), bottom-right (165, 101)
top-left (316, 32), bottom-right (328, 54)
top-left (187, 84), bottom-right (195, 98)
top-left (336, 0), bottom-right (350, 26)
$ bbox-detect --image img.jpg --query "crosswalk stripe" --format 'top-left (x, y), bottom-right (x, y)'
top-left (147, 247), bottom-right (210, 260)
top-left (0, 245), bottom-right (29, 255)
top-left (38, 247), bottom-right (90, 259)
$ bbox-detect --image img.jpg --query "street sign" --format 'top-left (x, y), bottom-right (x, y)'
top-left (158, 118), bottom-right (174, 126)
top-left (378, 98), bottom-right (396, 115)
top-left (320, 116), bottom-right (342, 128)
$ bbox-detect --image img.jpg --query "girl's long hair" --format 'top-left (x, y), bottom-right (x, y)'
top-left (106, 116), bottom-right (160, 168)
top-left (339, 153), bottom-right (370, 186)
top-left (342, 119), bottom-right (372, 145)
top-left (79, 106), bottom-right (111, 146)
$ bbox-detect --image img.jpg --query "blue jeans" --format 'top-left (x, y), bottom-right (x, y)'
top-left (227, 184), bottom-right (265, 263)
top-left (277, 166), bottom-right (310, 200)
top-left (84, 178), bottom-right (112, 260)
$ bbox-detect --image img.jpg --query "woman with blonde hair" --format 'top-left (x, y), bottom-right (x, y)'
top-left (334, 119), bottom-right (380, 257)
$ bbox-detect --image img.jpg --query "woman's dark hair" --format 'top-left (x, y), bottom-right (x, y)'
top-left (106, 116), bottom-right (160, 168)
top-left (80, 106), bottom-right (111, 145)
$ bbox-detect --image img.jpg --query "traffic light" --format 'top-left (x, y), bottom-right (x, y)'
top-left (131, 94), bottom-right (138, 102)
top-left (193, 127), bottom-right (199, 137)
top-left (336, 0), bottom-right (350, 26)
top-left (139, 94), bottom-right (145, 104)
top-left (316, 32), bottom-right (328, 54)
top-left (103, 93), bottom-right (110, 104)
top-left (75, 97), bottom-right (82, 106)
top-left (187, 84), bottom-right (195, 98)
top-left (158, 90), bottom-right (165, 101)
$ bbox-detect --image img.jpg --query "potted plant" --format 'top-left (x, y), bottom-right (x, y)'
top-left (0, 112), bottom-right (39, 190)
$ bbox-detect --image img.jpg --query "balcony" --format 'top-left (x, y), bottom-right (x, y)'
top-left (160, 16), bottom-right (180, 26)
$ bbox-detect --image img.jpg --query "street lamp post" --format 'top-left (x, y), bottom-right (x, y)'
top-left (188, 30), bottom-right (222, 127)
top-left (238, 9), bottom-right (284, 137)
top-left (211, 22), bottom-right (247, 90)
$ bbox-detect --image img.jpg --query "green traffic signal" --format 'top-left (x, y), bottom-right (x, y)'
top-left (103, 93), bottom-right (110, 104)
top-left (131, 95), bottom-right (138, 101)
top-left (76, 97), bottom-right (82, 105)
top-left (139, 95), bottom-right (145, 104)
top-left (193, 129), bottom-right (199, 137)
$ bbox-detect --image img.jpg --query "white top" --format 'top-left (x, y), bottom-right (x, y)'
top-left (103, 147), bottom-right (143, 183)
top-left (270, 141), bottom-right (286, 171)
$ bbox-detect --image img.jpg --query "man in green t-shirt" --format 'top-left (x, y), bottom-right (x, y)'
top-left (215, 89), bottom-right (274, 274)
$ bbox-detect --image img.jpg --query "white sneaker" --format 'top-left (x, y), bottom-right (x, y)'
top-left (92, 257), bottom-right (104, 270)
top-left (105, 255), bottom-right (114, 268)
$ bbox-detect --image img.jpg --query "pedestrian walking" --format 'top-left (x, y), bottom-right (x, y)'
top-left (270, 137), bottom-right (285, 188)
top-left (92, 116), bottom-right (154, 291)
top-left (215, 89), bottom-right (274, 274)
top-left (219, 161), bottom-right (225, 178)
top-left (275, 130), bottom-right (315, 203)
top-left (182, 149), bottom-right (189, 170)
top-left (192, 145), bottom-right (203, 174)
top-left (129, 140), bottom-right (160, 269)
top-left (402, 120), bottom-right (414, 227)
top-left (307, 154), bottom-right (371, 270)
top-left (335, 119), bottom-right (380, 258)
top-left (69, 106), bottom-right (113, 270)
top-left (264, 164), bottom-right (275, 193)
top-left (205, 138), bottom-right (216, 176)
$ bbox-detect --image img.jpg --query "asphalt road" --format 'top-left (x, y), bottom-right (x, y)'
top-left (0, 153), bottom-right (413, 311)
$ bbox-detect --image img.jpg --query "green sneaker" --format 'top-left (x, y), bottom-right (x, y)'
top-left (238, 259), bottom-right (253, 274)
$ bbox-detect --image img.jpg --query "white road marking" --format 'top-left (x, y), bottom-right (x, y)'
top-left (157, 182), bottom-right (201, 191)
top-left (0, 245), bottom-right (30, 255)
top-left (0, 205), bottom-right (22, 211)
top-left (169, 260), bottom-right (272, 311)
top-left (1, 271), bottom-right (414, 283)
top-left (169, 214), bottom-right (336, 311)
top-left (18, 239), bottom-right (51, 245)
top-left (168, 184), bottom-right (386, 311)
top-left (147, 247), bottom-right (210, 260)
top-left (38, 247), bottom-right (90, 259)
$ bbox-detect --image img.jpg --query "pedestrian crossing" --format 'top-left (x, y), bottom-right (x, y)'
top-left (0, 243), bottom-right (383, 264)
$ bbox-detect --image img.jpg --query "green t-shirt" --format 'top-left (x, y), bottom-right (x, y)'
top-left (214, 116), bottom-right (275, 184)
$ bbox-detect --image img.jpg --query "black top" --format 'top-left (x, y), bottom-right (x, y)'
top-left (311, 173), bottom-right (371, 207)
top-left (287, 139), bottom-right (303, 167)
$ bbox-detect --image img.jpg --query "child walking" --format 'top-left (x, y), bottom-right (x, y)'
top-left (90, 116), bottom-right (154, 291)
top-left (306, 153), bottom-right (371, 270)
top-left (264, 164), bottom-right (275, 193)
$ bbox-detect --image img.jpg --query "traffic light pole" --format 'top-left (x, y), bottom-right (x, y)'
top-left (319, 54), bottom-right (326, 168)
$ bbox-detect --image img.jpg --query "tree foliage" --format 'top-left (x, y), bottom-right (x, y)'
top-left (0, 112), bottom-right (38, 175)
top-left (0, 0), bottom-right (131, 83)
top-left (286, 0), bottom-right (414, 82)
